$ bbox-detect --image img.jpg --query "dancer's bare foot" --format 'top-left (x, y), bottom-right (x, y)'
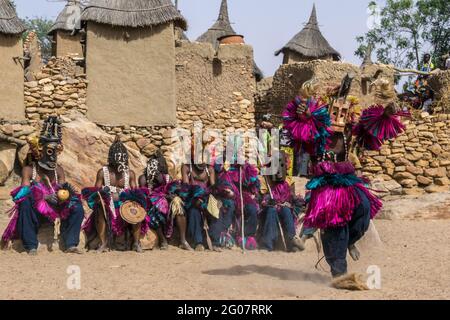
top-left (291, 236), bottom-right (306, 251)
top-left (195, 244), bottom-right (205, 252)
top-left (66, 247), bottom-right (83, 254)
top-left (133, 242), bottom-right (143, 253)
top-left (96, 244), bottom-right (109, 253)
top-left (348, 244), bottom-right (360, 261)
top-left (212, 246), bottom-right (222, 252)
top-left (179, 240), bottom-right (193, 251)
top-left (160, 241), bottom-right (169, 251)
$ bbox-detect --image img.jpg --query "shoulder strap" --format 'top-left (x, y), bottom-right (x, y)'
top-left (32, 163), bottom-right (37, 181)
top-left (124, 170), bottom-right (130, 189)
top-left (103, 166), bottom-right (110, 187)
top-left (54, 168), bottom-right (58, 184)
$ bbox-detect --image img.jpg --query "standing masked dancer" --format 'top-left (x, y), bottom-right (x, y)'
top-left (1, 116), bottom-right (84, 255)
top-left (82, 137), bottom-right (149, 253)
top-left (138, 150), bottom-right (192, 251)
top-left (282, 76), bottom-right (409, 288)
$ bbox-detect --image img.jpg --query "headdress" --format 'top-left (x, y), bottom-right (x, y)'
top-left (108, 136), bottom-right (129, 172)
top-left (28, 116), bottom-right (64, 162)
top-left (327, 73), bottom-right (355, 132)
top-left (145, 150), bottom-right (168, 188)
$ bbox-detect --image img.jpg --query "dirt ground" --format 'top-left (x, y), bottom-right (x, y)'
top-left (0, 193), bottom-right (449, 300)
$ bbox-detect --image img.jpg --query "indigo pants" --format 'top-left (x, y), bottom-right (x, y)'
top-left (261, 206), bottom-right (296, 251)
top-left (208, 203), bottom-right (235, 246)
top-left (17, 198), bottom-right (84, 251)
top-left (187, 207), bottom-right (204, 246)
top-left (243, 204), bottom-right (258, 237)
top-left (320, 190), bottom-right (371, 277)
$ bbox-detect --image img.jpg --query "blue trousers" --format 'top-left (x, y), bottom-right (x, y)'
top-left (321, 190), bottom-right (371, 277)
top-left (17, 197), bottom-right (84, 251)
top-left (243, 204), bottom-right (258, 237)
top-left (261, 206), bottom-right (296, 251)
top-left (208, 203), bottom-right (235, 246)
top-left (187, 207), bottom-right (204, 246)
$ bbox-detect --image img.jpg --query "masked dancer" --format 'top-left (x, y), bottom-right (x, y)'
top-left (82, 137), bottom-right (149, 253)
top-left (1, 116), bottom-right (84, 255)
top-left (282, 76), bottom-right (409, 287)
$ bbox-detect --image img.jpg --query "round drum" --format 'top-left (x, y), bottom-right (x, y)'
top-left (119, 201), bottom-right (147, 225)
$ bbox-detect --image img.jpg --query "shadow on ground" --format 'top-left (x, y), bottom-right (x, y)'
top-left (203, 264), bottom-right (329, 284)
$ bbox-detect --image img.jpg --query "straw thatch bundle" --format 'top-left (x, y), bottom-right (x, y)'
top-left (81, 0), bottom-right (187, 29)
top-left (48, 0), bottom-right (83, 35)
top-left (275, 5), bottom-right (340, 61)
top-left (0, 0), bottom-right (26, 35)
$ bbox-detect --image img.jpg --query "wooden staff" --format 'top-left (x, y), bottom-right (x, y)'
top-left (97, 191), bottom-right (113, 250)
top-left (239, 166), bottom-right (245, 253)
top-left (393, 67), bottom-right (435, 76)
top-left (43, 175), bottom-right (60, 247)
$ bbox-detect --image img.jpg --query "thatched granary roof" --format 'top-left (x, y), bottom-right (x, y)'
top-left (0, 0), bottom-right (26, 35)
top-left (275, 4), bottom-right (340, 61)
top-left (81, 0), bottom-right (187, 30)
top-left (196, 0), bottom-right (235, 49)
top-left (197, 0), bottom-right (263, 81)
top-left (48, 0), bottom-right (83, 35)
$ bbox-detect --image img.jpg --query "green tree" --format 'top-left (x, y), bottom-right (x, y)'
top-left (356, 0), bottom-right (450, 69)
top-left (21, 17), bottom-right (54, 61)
top-left (10, 0), bottom-right (54, 60)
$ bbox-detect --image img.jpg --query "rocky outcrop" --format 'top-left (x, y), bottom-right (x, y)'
top-left (60, 113), bottom-right (148, 190)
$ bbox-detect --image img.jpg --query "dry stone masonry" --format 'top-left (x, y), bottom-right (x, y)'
top-left (364, 113), bottom-right (450, 196)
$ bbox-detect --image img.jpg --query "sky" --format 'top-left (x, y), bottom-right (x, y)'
top-left (14, 0), bottom-right (377, 78)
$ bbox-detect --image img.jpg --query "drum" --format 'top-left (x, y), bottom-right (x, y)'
top-left (119, 201), bottom-right (147, 225)
top-left (140, 229), bottom-right (159, 250)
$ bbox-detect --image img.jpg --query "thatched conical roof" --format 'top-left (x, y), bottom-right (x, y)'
top-left (48, 0), bottom-right (83, 35)
top-left (81, 0), bottom-right (187, 30)
top-left (0, 0), bottom-right (26, 35)
top-left (196, 0), bottom-right (235, 49)
top-left (197, 0), bottom-right (263, 81)
top-left (275, 5), bottom-right (340, 61)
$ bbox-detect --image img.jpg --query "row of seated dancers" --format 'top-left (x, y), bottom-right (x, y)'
top-left (1, 117), bottom-right (306, 255)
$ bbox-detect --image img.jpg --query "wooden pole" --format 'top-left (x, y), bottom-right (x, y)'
top-left (239, 166), bottom-right (245, 253)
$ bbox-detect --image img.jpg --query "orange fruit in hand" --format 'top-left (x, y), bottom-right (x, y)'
top-left (57, 189), bottom-right (70, 202)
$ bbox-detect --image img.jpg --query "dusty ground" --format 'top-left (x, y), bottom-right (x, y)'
top-left (0, 193), bottom-right (449, 300)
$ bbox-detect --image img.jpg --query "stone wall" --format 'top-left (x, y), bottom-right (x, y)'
top-left (0, 40), bottom-right (258, 185)
top-left (256, 60), bottom-right (395, 125)
top-left (363, 114), bottom-right (450, 196)
top-left (23, 57), bottom-right (88, 124)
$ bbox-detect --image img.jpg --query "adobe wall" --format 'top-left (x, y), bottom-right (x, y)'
top-left (0, 35), bottom-right (25, 121)
top-left (86, 22), bottom-right (177, 126)
top-left (0, 39), bottom-right (258, 185)
top-left (174, 41), bottom-right (256, 131)
top-left (55, 31), bottom-right (83, 57)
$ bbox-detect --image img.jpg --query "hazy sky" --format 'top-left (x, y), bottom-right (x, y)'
top-left (14, 0), bottom-right (377, 78)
